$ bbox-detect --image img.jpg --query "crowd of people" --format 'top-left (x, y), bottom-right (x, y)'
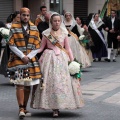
top-left (0, 5), bottom-right (120, 119)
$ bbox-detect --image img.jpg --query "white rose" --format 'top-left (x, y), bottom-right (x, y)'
top-left (79, 35), bottom-right (85, 40)
top-left (68, 61), bottom-right (80, 75)
top-left (0, 27), bottom-right (10, 36)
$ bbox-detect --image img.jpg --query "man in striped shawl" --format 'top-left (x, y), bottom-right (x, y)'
top-left (7, 7), bottom-right (41, 119)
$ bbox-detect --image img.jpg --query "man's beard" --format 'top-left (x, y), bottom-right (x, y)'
top-left (21, 20), bottom-right (28, 25)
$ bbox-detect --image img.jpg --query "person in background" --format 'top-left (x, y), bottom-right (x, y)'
top-left (88, 13), bottom-right (108, 62)
top-left (35, 5), bottom-right (47, 26)
top-left (6, 11), bottom-right (20, 29)
top-left (0, 21), bottom-right (8, 77)
top-left (7, 7), bottom-right (41, 119)
top-left (76, 16), bottom-right (93, 62)
top-left (64, 12), bottom-right (82, 37)
top-left (63, 14), bottom-right (91, 68)
top-left (37, 12), bottom-right (51, 39)
top-left (36, 12), bottom-right (51, 60)
top-left (104, 10), bottom-right (120, 62)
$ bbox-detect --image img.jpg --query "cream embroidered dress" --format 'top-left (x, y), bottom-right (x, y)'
top-left (31, 29), bottom-right (84, 110)
top-left (68, 33), bottom-right (91, 68)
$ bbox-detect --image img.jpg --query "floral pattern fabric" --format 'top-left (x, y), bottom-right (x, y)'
top-left (31, 49), bottom-right (84, 109)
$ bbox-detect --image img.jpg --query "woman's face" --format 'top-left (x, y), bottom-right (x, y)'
top-left (94, 14), bottom-right (99, 21)
top-left (76, 17), bottom-right (81, 24)
top-left (13, 14), bottom-right (20, 22)
top-left (51, 16), bottom-right (61, 30)
top-left (65, 13), bottom-right (72, 22)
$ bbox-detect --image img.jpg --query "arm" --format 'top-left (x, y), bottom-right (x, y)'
top-left (35, 18), bottom-right (41, 26)
top-left (9, 46), bottom-right (25, 59)
top-left (64, 36), bottom-right (74, 61)
top-left (8, 30), bottom-right (25, 59)
top-left (27, 35), bottom-right (47, 59)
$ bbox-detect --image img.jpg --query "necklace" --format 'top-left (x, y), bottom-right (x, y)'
top-left (52, 28), bottom-right (59, 31)
top-left (52, 28), bottom-right (59, 36)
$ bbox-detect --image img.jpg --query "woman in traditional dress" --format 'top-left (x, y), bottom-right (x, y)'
top-left (76, 16), bottom-right (93, 62)
top-left (64, 12), bottom-right (82, 37)
top-left (30, 13), bottom-right (84, 117)
top-left (0, 21), bottom-right (8, 77)
top-left (88, 13), bottom-right (108, 62)
top-left (0, 12), bottom-right (20, 77)
top-left (63, 12), bottom-right (91, 68)
top-left (6, 11), bottom-right (20, 29)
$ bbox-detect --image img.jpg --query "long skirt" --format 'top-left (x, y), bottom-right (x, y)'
top-left (31, 49), bottom-right (84, 110)
top-left (68, 35), bottom-right (91, 68)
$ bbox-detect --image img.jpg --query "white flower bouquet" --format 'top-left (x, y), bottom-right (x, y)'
top-left (79, 31), bottom-right (93, 49)
top-left (79, 35), bottom-right (85, 40)
top-left (68, 59), bottom-right (82, 79)
top-left (80, 28), bottom-right (85, 35)
top-left (0, 27), bottom-right (10, 42)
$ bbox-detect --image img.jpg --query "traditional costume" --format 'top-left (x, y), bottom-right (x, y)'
top-left (30, 13), bottom-right (84, 111)
top-left (7, 7), bottom-right (41, 119)
top-left (8, 21), bottom-right (41, 85)
top-left (64, 12), bottom-right (83, 37)
top-left (63, 12), bottom-right (91, 68)
top-left (0, 21), bottom-right (8, 77)
top-left (88, 15), bottom-right (108, 61)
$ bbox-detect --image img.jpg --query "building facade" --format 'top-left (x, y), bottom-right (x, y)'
top-left (0, 0), bottom-right (106, 23)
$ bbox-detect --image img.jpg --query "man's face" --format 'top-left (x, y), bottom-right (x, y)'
top-left (20, 11), bottom-right (30, 24)
top-left (111, 11), bottom-right (116, 18)
top-left (41, 8), bottom-right (47, 16)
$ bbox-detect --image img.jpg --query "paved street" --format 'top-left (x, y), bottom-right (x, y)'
top-left (1, 56), bottom-right (120, 120)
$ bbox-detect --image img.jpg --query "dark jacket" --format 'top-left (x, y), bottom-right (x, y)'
top-left (0, 21), bottom-right (6, 55)
top-left (104, 17), bottom-right (120, 33)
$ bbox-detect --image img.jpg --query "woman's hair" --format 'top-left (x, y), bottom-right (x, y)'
top-left (6, 11), bottom-right (20, 23)
top-left (50, 14), bottom-right (61, 24)
top-left (64, 12), bottom-right (72, 18)
top-left (93, 13), bottom-right (99, 18)
top-left (76, 16), bottom-right (84, 25)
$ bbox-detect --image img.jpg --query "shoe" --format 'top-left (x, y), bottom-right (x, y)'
top-left (24, 110), bottom-right (31, 117)
top-left (113, 59), bottom-right (116, 62)
top-left (93, 59), bottom-right (96, 62)
top-left (107, 59), bottom-right (111, 62)
top-left (98, 58), bottom-right (101, 61)
top-left (53, 110), bottom-right (59, 117)
top-left (19, 108), bottom-right (25, 119)
top-left (104, 58), bottom-right (111, 62)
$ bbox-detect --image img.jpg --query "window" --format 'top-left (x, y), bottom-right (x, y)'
top-left (50, 0), bottom-right (63, 14)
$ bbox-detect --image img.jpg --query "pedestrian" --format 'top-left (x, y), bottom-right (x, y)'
top-left (88, 13), bottom-right (108, 62)
top-left (6, 11), bottom-right (20, 29)
top-left (0, 21), bottom-right (8, 77)
top-left (31, 12), bottom-right (84, 117)
top-left (37, 12), bottom-right (51, 39)
top-left (35, 5), bottom-right (47, 26)
top-left (3, 11), bottom-right (21, 77)
top-left (63, 13), bottom-right (91, 68)
top-left (64, 12), bottom-right (82, 37)
top-left (76, 16), bottom-right (93, 62)
top-left (104, 10), bottom-right (120, 62)
top-left (7, 7), bottom-right (41, 119)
